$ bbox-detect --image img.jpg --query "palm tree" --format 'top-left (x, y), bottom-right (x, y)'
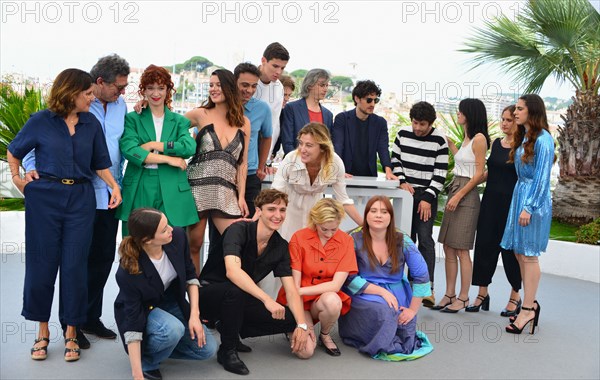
top-left (0, 84), bottom-right (45, 161)
top-left (461, 0), bottom-right (600, 225)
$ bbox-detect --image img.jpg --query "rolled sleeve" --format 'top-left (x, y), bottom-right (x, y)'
top-left (124, 331), bottom-right (143, 345)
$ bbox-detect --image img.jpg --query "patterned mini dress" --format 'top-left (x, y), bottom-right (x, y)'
top-left (187, 124), bottom-right (244, 218)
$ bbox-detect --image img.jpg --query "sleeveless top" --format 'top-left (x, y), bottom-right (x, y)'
top-left (485, 138), bottom-right (517, 196)
top-left (453, 137), bottom-right (477, 178)
top-left (187, 124), bottom-right (245, 217)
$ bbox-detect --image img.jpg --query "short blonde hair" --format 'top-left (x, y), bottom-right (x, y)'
top-left (307, 198), bottom-right (345, 230)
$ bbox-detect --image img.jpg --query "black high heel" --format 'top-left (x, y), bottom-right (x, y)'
top-left (430, 294), bottom-right (456, 310)
top-left (465, 294), bottom-right (490, 312)
top-left (440, 297), bottom-right (469, 313)
top-left (501, 298), bottom-right (522, 317)
top-left (505, 302), bottom-right (540, 334)
top-left (509, 300), bottom-right (539, 324)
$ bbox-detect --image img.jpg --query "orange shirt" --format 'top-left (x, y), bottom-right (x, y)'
top-left (276, 227), bottom-right (358, 315)
top-left (308, 109), bottom-right (324, 124)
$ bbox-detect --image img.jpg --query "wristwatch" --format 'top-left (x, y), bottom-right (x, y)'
top-left (296, 323), bottom-right (308, 331)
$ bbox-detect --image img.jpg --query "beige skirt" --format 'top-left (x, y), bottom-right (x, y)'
top-left (438, 176), bottom-right (481, 250)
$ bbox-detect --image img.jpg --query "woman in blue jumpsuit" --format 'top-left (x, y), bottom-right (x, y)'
top-left (7, 68), bottom-right (122, 362)
top-left (501, 94), bottom-right (554, 335)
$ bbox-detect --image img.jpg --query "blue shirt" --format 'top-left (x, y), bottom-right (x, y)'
top-left (244, 98), bottom-right (272, 174)
top-left (23, 97), bottom-right (126, 209)
top-left (10, 109), bottom-right (111, 181)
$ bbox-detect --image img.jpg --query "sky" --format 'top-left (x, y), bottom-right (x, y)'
top-left (2, 0), bottom-right (597, 103)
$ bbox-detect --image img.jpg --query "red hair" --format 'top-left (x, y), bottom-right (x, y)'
top-left (138, 64), bottom-right (175, 110)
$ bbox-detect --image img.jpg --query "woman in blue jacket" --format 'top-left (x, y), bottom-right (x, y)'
top-left (114, 208), bottom-right (216, 380)
top-left (281, 68), bottom-right (334, 154)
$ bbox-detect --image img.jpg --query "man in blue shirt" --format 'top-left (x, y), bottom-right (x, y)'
top-left (234, 62), bottom-right (273, 215)
top-left (23, 54), bottom-right (130, 348)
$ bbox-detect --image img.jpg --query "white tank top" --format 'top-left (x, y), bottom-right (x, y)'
top-left (453, 138), bottom-right (477, 178)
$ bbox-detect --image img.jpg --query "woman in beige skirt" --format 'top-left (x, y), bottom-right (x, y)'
top-left (433, 99), bottom-right (489, 313)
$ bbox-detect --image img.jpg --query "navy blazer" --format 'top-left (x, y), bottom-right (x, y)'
top-left (332, 109), bottom-right (393, 177)
top-left (114, 227), bottom-right (197, 353)
top-left (281, 98), bottom-right (334, 154)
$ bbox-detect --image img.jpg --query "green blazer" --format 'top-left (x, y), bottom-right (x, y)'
top-left (116, 106), bottom-right (199, 227)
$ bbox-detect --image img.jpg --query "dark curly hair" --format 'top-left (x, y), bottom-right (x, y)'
top-left (409, 101), bottom-right (437, 125)
top-left (352, 80), bottom-right (381, 105)
top-left (234, 62), bottom-right (261, 81)
top-left (138, 64), bottom-right (175, 110)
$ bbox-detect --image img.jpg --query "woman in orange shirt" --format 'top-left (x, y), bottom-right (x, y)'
top-left (277, 198), bottom-right (358, 357)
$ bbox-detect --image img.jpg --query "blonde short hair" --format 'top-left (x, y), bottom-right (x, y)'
top-left (307, 198), bottom-right (345, 230)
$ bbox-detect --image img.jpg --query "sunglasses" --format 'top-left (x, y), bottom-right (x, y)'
top-left (365, 97), bottom-right (380, 104)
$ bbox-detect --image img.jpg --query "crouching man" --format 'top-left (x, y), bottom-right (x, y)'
top-left (199, 189), bottom-right (313, 375)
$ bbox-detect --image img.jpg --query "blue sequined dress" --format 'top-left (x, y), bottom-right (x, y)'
top-left (501, 129), bottom-right (554, 256)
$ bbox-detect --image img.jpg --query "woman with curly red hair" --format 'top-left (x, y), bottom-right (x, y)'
top-left (501, 94), bottom-right (554, 334)
top-left (117, 64), bottom-right (198, 236)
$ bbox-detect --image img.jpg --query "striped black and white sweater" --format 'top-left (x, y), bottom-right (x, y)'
top-left (391, 126), bottom-right (449, 204)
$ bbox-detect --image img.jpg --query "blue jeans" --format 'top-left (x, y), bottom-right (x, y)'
top-left (142, 299), bottom-right (217, 371)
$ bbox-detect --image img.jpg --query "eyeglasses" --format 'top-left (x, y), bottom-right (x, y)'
top-left (365, 97), bottom-right (380, 104)
top-left (110, 82), bottom-right (128, 92)
top-left (101, 78), bottom-right (127, 92)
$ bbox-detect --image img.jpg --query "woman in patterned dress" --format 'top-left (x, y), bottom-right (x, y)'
top-left (185, 69), bottom-right (251, 274)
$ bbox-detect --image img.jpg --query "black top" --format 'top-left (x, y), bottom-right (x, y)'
top-left (485, 138), bottom-right (518, 196)
top-left (199, 221), bottom-right (292, 284)
top-left (350, 117), bottom-right (372, 176)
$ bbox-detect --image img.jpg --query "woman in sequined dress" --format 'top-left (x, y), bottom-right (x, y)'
top-left (501, 94), bottom-right (554, 334)
top-left (185, 69), bottom-right (251, 274)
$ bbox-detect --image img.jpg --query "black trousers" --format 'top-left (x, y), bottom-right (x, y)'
top-left (472, 190), bottom-right (522, 291)
top-left (199, 281), bottom-right (296, 350)
top-left (408, 189), bottom-right (437, 284)
top-left (87, 208), bottom-right (119, 323)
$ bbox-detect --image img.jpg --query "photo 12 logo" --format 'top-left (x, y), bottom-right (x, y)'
top-left (200, 1), bottom-right (340, 24)
top-left (1, 1), bottom-right (140, 24)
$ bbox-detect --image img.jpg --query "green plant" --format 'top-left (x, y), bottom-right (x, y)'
top-left (461, 0), bottom-right (600, 224)
top-left (0, 84), bottom-right (45, 161)
top-left (576, 218), bottom-right (600, 245)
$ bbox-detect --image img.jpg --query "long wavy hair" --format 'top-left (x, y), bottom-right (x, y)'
top-left (47, 68), bottom-right (93, 117)
top-left (297, 122), bottom-right (335, 181)
top-left (138, 64), bottom-right (175, 110)
top-left (509, 94), bottom-right (552, 164)
top-left (118, 208), bottom-right (163, 275)
top-left (202, 69), bottom-right (245, 128)
top-left (361, 196), bottom-right (403, 273)
top-left (458, 98), bottom-right (491, 148)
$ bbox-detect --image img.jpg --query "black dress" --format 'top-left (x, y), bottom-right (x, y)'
top-left (472, 138), bottom-right (522, 290)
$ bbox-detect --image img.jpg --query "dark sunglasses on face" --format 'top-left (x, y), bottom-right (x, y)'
top-left (365, 97), bottom-right (380, 104)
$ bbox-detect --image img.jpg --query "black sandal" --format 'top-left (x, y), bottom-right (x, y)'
top-left (31, 337), bottom-right (50, 361)
top-left (318, 332), bottom-right (341, 357)
top-left (64, 337), bottom-right (81, 362)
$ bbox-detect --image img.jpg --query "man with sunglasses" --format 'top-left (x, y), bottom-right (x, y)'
top-left (23, 54), bottom-right (130, 348)
top-left (332, 80), bottom-right (396, 179)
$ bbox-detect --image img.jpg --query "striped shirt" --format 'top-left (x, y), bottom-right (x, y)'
top-left (391, 126), bottom-right (449, 203)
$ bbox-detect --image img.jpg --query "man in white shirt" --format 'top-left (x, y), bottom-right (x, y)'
top-left (253, 42), bottom-right (289, 159)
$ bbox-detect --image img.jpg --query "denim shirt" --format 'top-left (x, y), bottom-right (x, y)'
top-left (23, 96), bottom-right (127, 209)
top-left (245, 97), bottom-right (272, 174)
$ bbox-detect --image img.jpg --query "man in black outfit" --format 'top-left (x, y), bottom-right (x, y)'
top-left (199, 189), bottom-right (312, 375)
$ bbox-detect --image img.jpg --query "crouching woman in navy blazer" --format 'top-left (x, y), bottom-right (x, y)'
top-left (114, 208), bottom-right (216, 380)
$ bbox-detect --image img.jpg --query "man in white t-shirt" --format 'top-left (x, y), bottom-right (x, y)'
top-left (253, 42), bottom-right (290, 159)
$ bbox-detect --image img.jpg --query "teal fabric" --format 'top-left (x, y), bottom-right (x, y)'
top-left (373, 331), bottom-right (433, 361)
